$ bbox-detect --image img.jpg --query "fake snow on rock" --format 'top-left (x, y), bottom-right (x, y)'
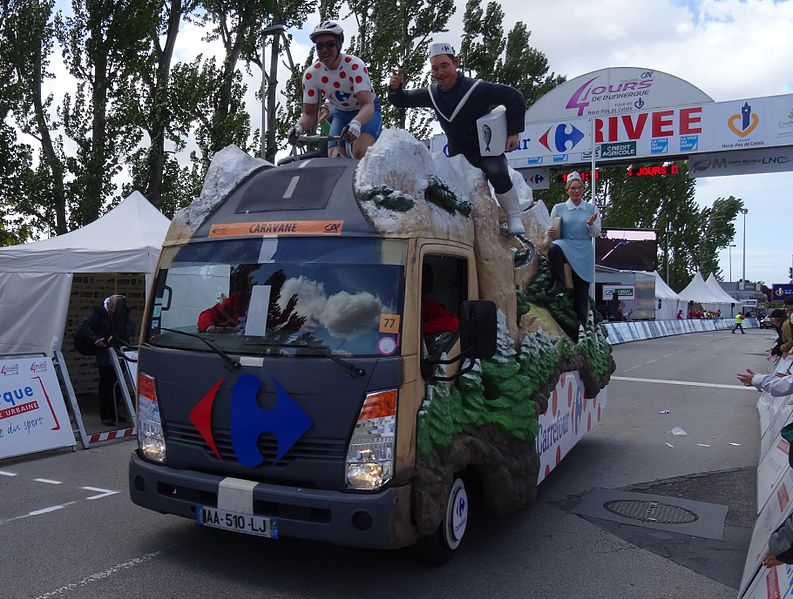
top-left (167, 145), bottom-right (272, 244)
top-left (354, 128), bottom-right (537, 240)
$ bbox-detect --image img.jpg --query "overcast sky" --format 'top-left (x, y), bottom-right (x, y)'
top-left (48, 0), bottom-right (793, 285)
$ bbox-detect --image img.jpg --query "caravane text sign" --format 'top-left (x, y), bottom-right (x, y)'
top-left (0, 357), bottom-right (75, 459)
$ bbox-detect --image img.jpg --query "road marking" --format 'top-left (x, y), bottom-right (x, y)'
top-left (29, 505), bottom-right (67, 516)
top-left (0, 470), bottom-right (18, 476)
top-left (81, 486), bottom-right (119, 500)
top-left (34, 478), bottom-right (63, 485)
top-left (2, 501), bottom-right (78, 524)
top-left (675, 349), bottom-right (686, 353)
top-left (622, 364), bottom-right (643, 373)
top-left (645, 358), bottom-right (659, 364)
top-left (611, 376), bottom-right (755, 391)
top-left (34, 549), bottom-right (169, 599)
top-left (661, 353), bottom-right (675, 358)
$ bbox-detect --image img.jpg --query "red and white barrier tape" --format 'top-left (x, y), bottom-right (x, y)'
top-left (89, 427), bottom-right (135, 444)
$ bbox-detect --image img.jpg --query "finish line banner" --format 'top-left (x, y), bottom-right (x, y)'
top-left (0, 357), bottom-right (75, 459)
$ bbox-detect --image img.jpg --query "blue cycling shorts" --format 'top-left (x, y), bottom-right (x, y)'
top-left (329, 98), bottom-right (382, 147)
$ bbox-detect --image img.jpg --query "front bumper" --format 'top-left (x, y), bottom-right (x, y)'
top-left (129, 452), bottom-right (417, 549)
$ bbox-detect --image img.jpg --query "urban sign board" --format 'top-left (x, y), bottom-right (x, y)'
top-left (772, 284), bottom-right (793, 300)
top-left (0, 356), bottom-right (75, 459)
top-left (688, 147), bottom-right (793, 178)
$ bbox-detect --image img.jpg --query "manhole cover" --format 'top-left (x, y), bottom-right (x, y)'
top-left (603, 500), bottom-right (699, 524)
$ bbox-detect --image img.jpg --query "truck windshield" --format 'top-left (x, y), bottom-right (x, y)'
top-left (147, 237), bottom-right (406, 358)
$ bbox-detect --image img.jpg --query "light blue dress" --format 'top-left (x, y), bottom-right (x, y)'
top-left (550, 200), bottom-right (601, 283)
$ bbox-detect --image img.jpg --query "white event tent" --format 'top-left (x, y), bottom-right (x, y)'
top-left (705, 273), bottom-right (739, 306)
top-left (0, 192), bottom-right (170, 356)
top-left (677, 272), bottom-right (734, 311)
top-left (653, 271), bottom-right (683, 320)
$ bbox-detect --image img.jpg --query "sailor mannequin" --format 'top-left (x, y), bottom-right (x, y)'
top-left (388, 42), bottom-right (526, 235)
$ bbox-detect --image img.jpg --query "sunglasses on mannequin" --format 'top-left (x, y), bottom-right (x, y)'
top-left (315, 40), bottom-right (337, 51)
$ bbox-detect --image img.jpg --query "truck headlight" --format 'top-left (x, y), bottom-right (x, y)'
top-left (137, 372), bottom-right (166, 463)
top-left (345, 389), bottom-right (397, 490)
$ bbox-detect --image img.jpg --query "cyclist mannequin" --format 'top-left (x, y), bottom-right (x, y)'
top-left (287, 21), bottom-right (381, 159)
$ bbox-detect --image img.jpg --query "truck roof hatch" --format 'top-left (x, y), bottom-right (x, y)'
top-left (235, 165), bottom-right (346, 214)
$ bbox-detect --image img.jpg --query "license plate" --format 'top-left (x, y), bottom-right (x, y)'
top-left (196, 505), bottom-right (278, 539)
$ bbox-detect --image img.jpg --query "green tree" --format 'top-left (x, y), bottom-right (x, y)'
top-left (56, 0), bottom-right (159, 226)
top-left (4, 0), bottom-right (69, 234)
top-left (459, 0), bottom-right (565, 108)
top-left (345, 0), bottom-right (455, 136)
top-left (124, 0), bottom-right (199, 210)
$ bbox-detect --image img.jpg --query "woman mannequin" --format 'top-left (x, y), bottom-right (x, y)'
top-left (546, 171), bottom-right (601, 327)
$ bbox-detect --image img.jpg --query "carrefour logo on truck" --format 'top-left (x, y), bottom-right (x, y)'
top-left (190, 374), bottom-right (313, 468)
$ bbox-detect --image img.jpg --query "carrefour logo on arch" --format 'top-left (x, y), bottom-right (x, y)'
top-left (189, 374), bottom-right (313, 468)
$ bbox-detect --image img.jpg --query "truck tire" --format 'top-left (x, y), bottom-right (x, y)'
top-left (413, 477), bottom-right (469, 565)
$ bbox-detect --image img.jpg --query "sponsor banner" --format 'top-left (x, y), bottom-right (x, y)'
top-left (741, 563), bottom-right (793, 599)
top-left (688, 147), bottom-right (793, 178)
top-left (434, 91), bottom-right (793, 169)
top-left (209, 221), bottom-right (344, 238)
top-left (600, 141), bottom-right (637, 159)
top-left (519, 167), bottom-right (551, 190)
top-left (0, 357), bottom-right (75, 459)
top-left (525, 67), bottom-right (714, 121)
top-left (536, 371), bottom-right (606, 484)
top-left (740, 467), bottom-right (793, 597)
top-left (602, 285), bottom-right (635, 301)
top-left (773, 285), bottom-right (793, 300)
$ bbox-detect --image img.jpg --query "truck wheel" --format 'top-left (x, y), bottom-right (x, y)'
top-left (413, 477), bottom-right (469, 565)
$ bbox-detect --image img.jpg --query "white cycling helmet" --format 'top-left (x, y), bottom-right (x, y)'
top-left (310, 20), bottom-right (344, 45)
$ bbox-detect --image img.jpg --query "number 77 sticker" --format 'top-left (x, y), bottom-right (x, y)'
top-left (379, 314), bottom-right (401, 334)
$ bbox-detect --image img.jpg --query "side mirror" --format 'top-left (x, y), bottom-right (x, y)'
top-left (459, 300), bottom-right (497, 359)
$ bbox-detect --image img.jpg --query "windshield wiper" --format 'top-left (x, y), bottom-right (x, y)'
top-left (281, 343), bottom-right (366, 378)
top-left (158, 327), bottom-right (241, 370)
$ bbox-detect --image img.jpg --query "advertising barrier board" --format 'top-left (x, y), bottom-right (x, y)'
top-left (0, 356), bottom-right (75, 459)
top-left (536, 371), bottom-right (606, 484)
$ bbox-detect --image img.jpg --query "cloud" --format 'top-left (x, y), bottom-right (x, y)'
top-left (278, 276), bottom-right (383, 339)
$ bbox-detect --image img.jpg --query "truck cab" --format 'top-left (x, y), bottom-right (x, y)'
top-left (129, 152), bottom-right (497, 560)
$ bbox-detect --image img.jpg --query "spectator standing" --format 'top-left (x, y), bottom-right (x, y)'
top-left (76, 295), bottom-right (135, 426)
top-left (780, 297), bottom-right (793, 357)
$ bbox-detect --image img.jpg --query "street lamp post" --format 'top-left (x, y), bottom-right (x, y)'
top-left (739, 208), bottom-right (748, 291)
top-left (728, 244), bottom-right (736, 282)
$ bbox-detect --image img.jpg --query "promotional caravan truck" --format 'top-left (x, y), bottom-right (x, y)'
top-left (129, 130), bottom-right (614, 563)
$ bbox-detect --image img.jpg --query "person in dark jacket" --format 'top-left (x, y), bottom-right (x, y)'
top-left (387, 42), bottom-right (526, 235)
top-left (76, 295), bottom-right (135, 426)
top-left (768, 308), bottom-right (787, 360)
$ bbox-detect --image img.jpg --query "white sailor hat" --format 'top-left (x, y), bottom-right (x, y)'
top-left (429, 42), bottom-right (455, 59)
top-left (565, 171), bottom-right (583, 187)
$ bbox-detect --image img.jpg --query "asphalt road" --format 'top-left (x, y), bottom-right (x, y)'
top-left (0, 328), bottom-right (774, 599)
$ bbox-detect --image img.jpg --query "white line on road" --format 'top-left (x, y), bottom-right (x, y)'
top-left (29, 505), bottom-right (67, 516)
top-left (622, 364), bottom-right (643, 373)
top-left (611, 376), bottom-right (755, 390)
top-left (662, 353), bottom-right (675, 358)
top-left (34, 478), bottom-right (63, 485)
top-left (81, 486), bottom-right (119, 500)
top-left (0, 470), bottom-right (18, 476)
top-left (675, 349), bottom-right (686, 353)
top-left (645, 358), bottom-right (659, 364)
top-left (34, 549), bottom-right (169, 599)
